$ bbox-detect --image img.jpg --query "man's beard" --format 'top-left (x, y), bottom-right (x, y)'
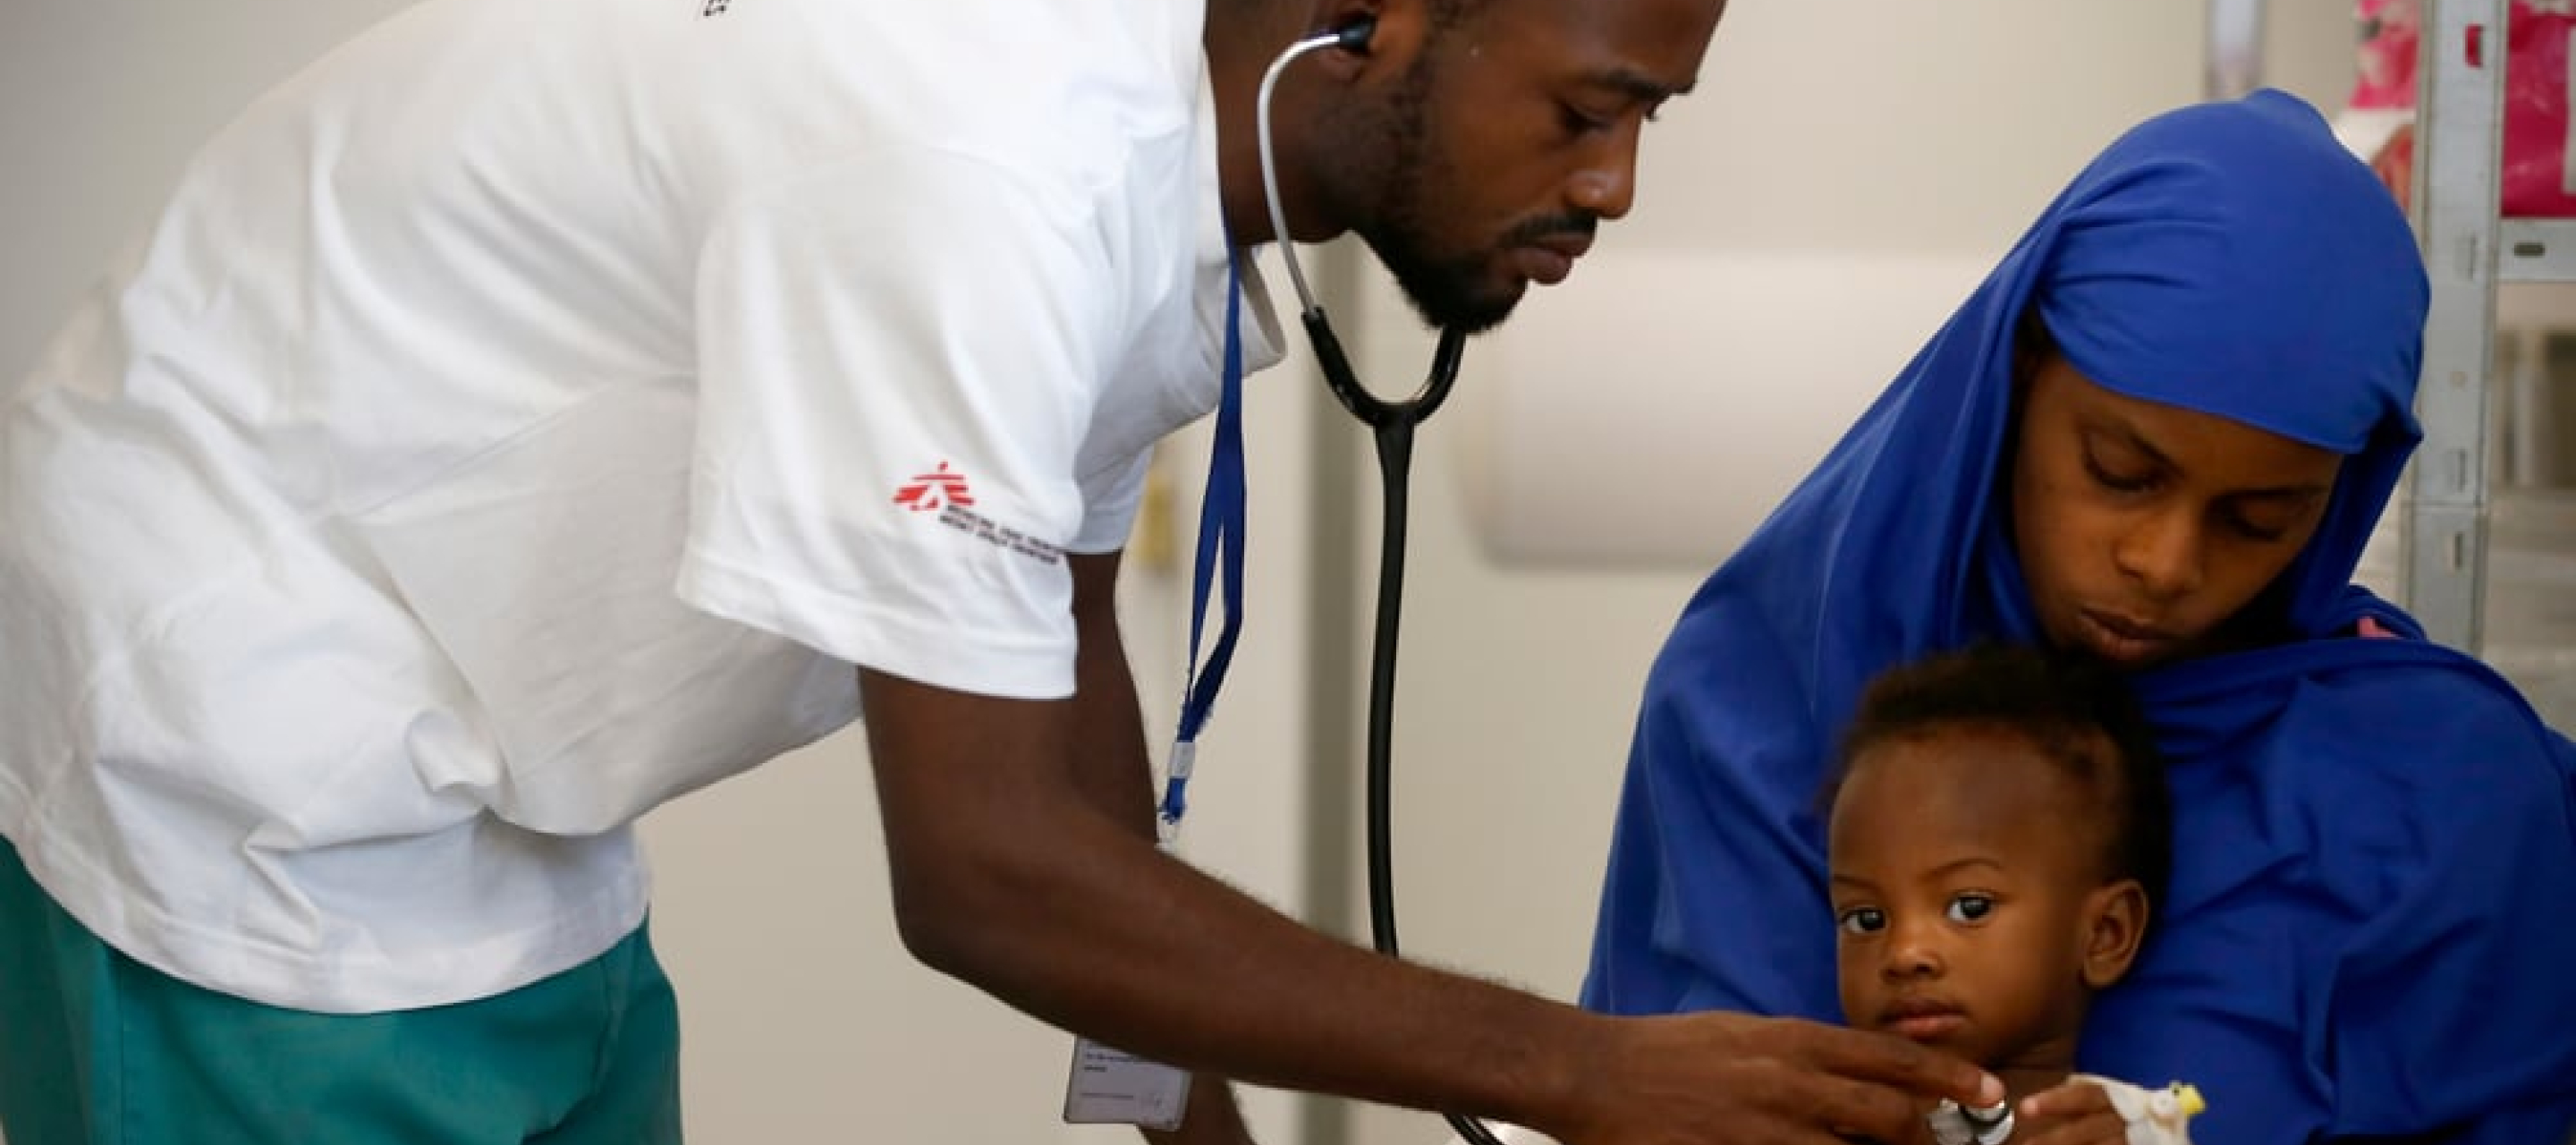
top-left (1365, 208), bottom-right (1598, 335)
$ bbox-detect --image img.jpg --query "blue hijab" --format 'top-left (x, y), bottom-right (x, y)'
top-left (1581, 90), bottom-right (2576, 1144)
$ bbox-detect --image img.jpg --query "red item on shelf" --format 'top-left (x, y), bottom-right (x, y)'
top-left (2354, 0), bottom-right (2576, 217)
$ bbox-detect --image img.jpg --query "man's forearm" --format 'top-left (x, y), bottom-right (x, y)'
top-left (866, 554), bottom-right (1604, 1136)
top-left (1069, 657), bottom-right (1592, 1121)
top-left (872, 732), bottom-right (1600, 1134)
top-left (1056, 562), bottom-right (1260, 1145)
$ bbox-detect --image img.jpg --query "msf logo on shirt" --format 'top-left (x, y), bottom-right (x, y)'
top-left (700, 0), bottom-right (730, 16)
top-left (893, 462), bottom-right (975, 513)
top-left (893, 460), bottom-right (1060, 567)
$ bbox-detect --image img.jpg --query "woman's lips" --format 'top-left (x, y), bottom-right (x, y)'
top-left (2080, 607), bottom-right (2174, 664)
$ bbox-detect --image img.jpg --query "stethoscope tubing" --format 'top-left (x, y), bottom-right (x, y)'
top-left (1258, 29), bottom-right (1496, 1145)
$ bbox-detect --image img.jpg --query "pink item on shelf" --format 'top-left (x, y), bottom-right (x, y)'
top-left (2352, 0), bottom-right (2422, 111)
top-left (2351, 0), bottom-right (2576, 216)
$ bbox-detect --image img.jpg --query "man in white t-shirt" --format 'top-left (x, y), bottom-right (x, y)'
top-left (0, 0), bottom-right (2004, 1141)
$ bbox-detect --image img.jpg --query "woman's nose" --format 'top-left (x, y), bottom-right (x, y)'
top-left (2115, 508), bottom-right (2206, 600)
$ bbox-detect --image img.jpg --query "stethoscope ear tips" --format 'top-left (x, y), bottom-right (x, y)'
top-left (1333, 15), bottom-right (1375, 55)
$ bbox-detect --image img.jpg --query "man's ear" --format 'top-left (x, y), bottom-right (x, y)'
top-left (1300, 0), bottom-right (1417, 82)
top-left (2078, 879), bottom-right (2148, 989)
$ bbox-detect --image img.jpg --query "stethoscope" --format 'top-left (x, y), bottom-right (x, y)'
top-left (1258, 24), bottom-right (1501, 1145)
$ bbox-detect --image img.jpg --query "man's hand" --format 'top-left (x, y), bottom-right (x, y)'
top-left (1538, 1012), bottom-right (2001, 1145)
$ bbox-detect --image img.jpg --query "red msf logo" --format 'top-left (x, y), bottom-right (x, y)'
top-left (893, 462), bottom-right (975, 513)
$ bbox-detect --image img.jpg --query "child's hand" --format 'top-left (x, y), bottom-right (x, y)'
top-left (2016, 1077), bottom-right (2202, 1145)
top-left (2010, 1081), bottom-right (2131, 1145)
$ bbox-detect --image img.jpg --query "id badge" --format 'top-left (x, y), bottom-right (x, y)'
top-left (1063, 1037), bottom-right (1191, 1130)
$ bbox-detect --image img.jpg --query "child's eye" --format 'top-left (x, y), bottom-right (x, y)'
top-left (1947, 894), bottom-right (1996, 923)
top-left (1839, 906), bottom-right (1887, 935)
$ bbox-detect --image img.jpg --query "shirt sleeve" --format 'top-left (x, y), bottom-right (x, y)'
top-left (678, 147), bottom-right (1127, 700)
top-left (1068, 448), bottom-right (1153, 556)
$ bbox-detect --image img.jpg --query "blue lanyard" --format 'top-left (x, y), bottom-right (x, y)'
top-left (1158, 255), bottom-right (1246, 840)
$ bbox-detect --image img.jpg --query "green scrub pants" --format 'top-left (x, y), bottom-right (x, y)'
top-left (0, 839), bottom-right (682, 1144)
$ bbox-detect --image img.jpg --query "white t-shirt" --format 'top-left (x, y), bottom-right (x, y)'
top-left (0, 0), bottom-right (1282, 1014)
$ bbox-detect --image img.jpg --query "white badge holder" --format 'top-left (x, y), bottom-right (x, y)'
top-left (1063, 1036), bottom-right (1191, 1131)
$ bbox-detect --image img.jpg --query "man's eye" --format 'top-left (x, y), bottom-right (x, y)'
top-left (1557, 103), bottom-right (1614, 135)
top-left (1947, 895), bottom-right (1995, 923)
top-left (1840, 907), bottom-right (1886, 935)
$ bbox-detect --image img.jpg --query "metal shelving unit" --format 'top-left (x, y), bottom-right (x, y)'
top-left (2405, 0), bottom-right (2521, 650)
top-left (2501, 217), bottom-right (2576, 282)
top-left (2403, 0), bottom-right (2576, 735)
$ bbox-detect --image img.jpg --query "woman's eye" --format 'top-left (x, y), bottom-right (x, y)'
top-left (1947, 894), bottom-right (1996, 923)
top-left (2083, 454), bottom-right (2156, 494)
top-left (2223, 513), bottom-right (2294, 543)
top-left (1839, 907), bottom-right (1887, 935)
top-left (2218, 501), bottom-right (2309, 543)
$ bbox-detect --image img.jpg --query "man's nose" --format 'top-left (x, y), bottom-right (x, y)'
top-left (1566, 128), bottom-right (1640, 222)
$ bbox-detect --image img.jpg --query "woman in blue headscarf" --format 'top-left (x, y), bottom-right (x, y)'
top-left (1582, 89), bottom-right (2576, 1144)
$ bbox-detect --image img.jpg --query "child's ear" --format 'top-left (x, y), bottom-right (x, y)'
top-left (2078, 879), bottom-right (2149, 989)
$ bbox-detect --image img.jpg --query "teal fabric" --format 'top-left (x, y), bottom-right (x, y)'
top-left (0, 840), bottom-right (682, 1144)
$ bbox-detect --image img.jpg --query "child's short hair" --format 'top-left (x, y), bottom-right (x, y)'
top-left (1830, 643), bottom-right (2173, 927)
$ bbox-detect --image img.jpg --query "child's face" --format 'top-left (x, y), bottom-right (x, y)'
top-left (1826, 725), bottom-right (2146, 1072)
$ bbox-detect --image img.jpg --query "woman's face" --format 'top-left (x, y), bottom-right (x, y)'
top-left (2010, 354), bottom-right (2344, 669)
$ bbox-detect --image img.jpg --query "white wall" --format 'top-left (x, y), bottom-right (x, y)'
top-left (0, 1), bottom-right (411, 373)
top-left (1314, 5), bottom-right (2360, 1144)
